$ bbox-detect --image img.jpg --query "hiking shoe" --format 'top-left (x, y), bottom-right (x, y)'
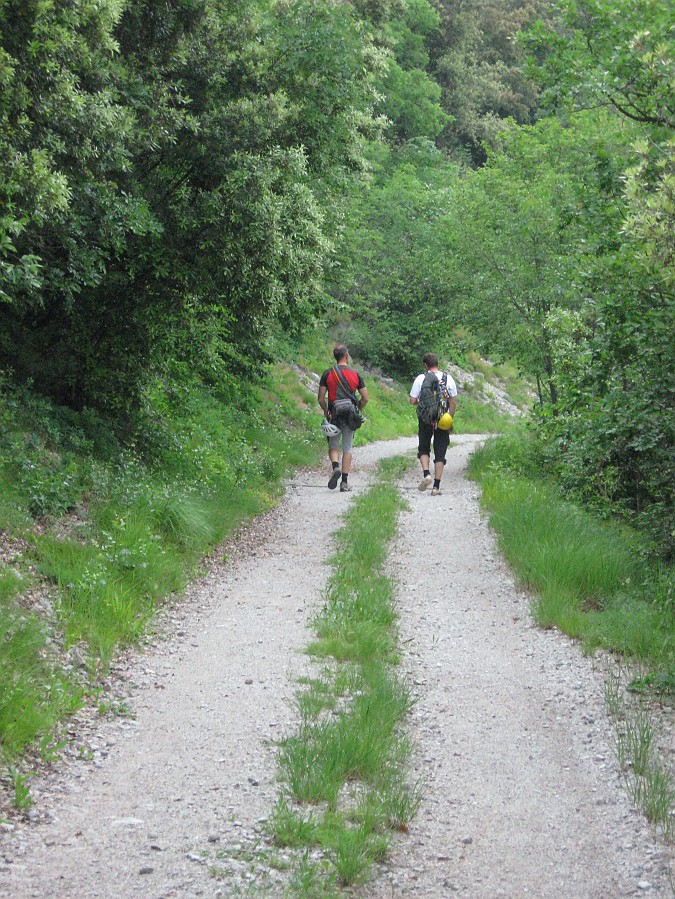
top-left (340, 481), bottom-right (351, 492)
top-left (328, 468), bottom-right (341, 490)
top-left (431, 487), bottom-right (441, 496)
top-left (418, 474), bottom-right (433, 492)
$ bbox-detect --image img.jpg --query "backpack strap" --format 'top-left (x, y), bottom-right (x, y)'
top-left (333, 366), bottom-right (359, 405)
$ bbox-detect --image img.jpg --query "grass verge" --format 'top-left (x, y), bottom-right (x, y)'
top-left (467, 436), bottom-right (673, 673)
top-left (0, 565), bottom-right (82, 765)
top-left (468, 433), bottom-right (674, 837)
top-left (266, 456), bottom-right (420, 894)
top-left (0, 367), bottom-right (327, 778)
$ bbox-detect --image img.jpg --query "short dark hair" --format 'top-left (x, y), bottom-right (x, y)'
top-left (423, 352), bottom-right (439, 368)
top-left (333, 345), bottom-right (349, 363)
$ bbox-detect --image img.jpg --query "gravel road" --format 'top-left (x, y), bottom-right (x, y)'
top-left (0, 434), bottom-right (672, 898)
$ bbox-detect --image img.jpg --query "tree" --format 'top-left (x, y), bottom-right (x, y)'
top-left (521, 0), bottom-right (675, 552)
top-left (524, 0), bottom-right (674, 130)
top-left (441, 117), bottom-right (612, 401)
top-left (430, 0), bottom-right (547, 163)
top-left (376, 0), bottom-right (449, 142)
top-left (0, 0), bottom-right (382, 415)
top-left (326, 139), bottom-right (461, 377)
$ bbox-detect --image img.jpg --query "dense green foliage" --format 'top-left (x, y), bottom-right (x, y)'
top-left (0, 0), bottom-right (551, 408)
top-left (326, 140), bottom-right (460, 376)
top-left (0, 0), bottom-right (386, 414)
top-left (326, 0), bottom-right (673, 555)
top-left (431, 0), bottom-right (547, 163)
top-left (520, 0), bottom-right (674, 552)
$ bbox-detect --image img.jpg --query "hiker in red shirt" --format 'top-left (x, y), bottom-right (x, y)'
top-left (317, 345), bottom-right (369, 493)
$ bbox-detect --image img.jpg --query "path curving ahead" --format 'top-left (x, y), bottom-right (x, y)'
top-left (0, 435), bottom-right (672, 898)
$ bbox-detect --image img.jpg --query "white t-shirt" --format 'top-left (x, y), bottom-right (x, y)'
top-left (410, 370), bottom-right (457, 400)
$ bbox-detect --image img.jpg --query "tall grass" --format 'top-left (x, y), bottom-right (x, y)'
top-left (455, 393), bottom-right (520, 434)
top-left (0, 566), bottom-right (81, 760)
top-left (605, 665), bottom-right (675, 839)
top-left (468, 435), bottom-right (674, 683)
top-left (468, 438), bottom-right (673, 670)
top-left (0, 367), bottom-right (326, 767)
top-left (269, 460), bottom-right (421, 893)
top-left (469, 435), bottom-right (674, 838)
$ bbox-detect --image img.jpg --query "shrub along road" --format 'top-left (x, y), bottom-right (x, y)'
top-left (0, 436), bottom-right (672, 897)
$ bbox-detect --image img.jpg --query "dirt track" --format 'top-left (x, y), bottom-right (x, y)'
top-left (0, 435), bottom-right (672, 897)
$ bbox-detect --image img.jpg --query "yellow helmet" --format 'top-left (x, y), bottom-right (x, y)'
top-left (437, 413), bottom-right (453, 430)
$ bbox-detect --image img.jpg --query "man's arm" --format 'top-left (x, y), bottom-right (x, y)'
top-left (358, 386), bottom-right (369, 410)
top-left (446, 374), bottom-right (457, 417)
top-left (410, 373), bottom-right (422, 405)
top-left (318, 384), bottom-right (329, 416)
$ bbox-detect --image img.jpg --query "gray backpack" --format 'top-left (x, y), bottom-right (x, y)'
top-left (332, 367), bottom-right (364, 430)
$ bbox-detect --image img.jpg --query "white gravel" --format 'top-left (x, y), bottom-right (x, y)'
top-left (0, 434), bottom-right (672, 898)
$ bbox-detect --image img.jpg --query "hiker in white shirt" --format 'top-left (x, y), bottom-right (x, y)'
top-left (410, 352), bottom-right (457, 496)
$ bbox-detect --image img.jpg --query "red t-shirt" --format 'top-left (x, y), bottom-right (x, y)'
top-left (319, 365), bottom-right (365, 403)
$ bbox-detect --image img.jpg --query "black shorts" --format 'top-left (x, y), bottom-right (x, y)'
top-left (417, 421), bottom-right (450, 464)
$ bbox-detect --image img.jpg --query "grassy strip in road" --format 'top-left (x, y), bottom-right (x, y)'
top-left (269, 456), bottom-right (420, 895)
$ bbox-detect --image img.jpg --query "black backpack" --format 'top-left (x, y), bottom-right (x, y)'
top-left (416, 371), bottom-right (448, 424)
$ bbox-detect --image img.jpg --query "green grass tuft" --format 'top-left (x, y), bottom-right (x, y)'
top-left (0, 590), bottom-right (82, 760)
